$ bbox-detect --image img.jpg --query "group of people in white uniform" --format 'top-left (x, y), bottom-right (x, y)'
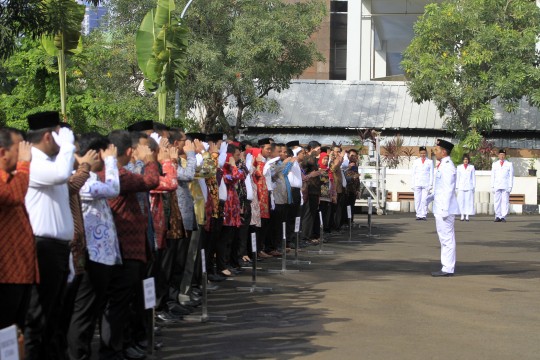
top-left (412, 147), bottom-right (514, 223)
top-left (411, 142), bottom-right (515, 277)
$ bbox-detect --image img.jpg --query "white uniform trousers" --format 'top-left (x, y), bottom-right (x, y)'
top-left (456, 190), bottom-right (475, 215)
top-left (493, 189), bottom-right (510, 219)
top-left (414, 186), bottom-right (429, 218)
top-left (435, 215), bottom-right (456, 273)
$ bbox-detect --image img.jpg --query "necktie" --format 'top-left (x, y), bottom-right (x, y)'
top-left (500, 160), bottom-right (504, 166)
top-left (437, 162), bottom-right (441, 169)
top-left (421, 158), bottom-right (425, 164)
top-left (464, 164), bottom-right (468, 169)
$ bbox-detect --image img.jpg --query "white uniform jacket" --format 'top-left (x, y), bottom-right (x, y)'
top-left (491, 160), bottom-right (513, 191)
top-left (411, 157), bottom-right (433, 188)
top-left (456, 164), bottom-right (476, 191)
top-left (432, 156), bottom-right (459, 218)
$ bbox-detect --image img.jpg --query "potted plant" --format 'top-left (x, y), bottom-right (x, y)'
top-left (528, 157), bottom-right (537, 176)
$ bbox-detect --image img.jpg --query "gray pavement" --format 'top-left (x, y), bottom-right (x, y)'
top-left (155, 215), bottom-right (540, 360)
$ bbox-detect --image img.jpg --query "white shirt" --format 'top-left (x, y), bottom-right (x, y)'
top-left (411, 157), bottom-right (433, 188)
top-left (432, 156), bottom-right (459, 217)
top-left (287, 161), bottom-right (303, 188)
top-left (456, 164), bottom-right (476, 191)
top-left (25, 144), bottom-right (75, 241)
top-left (80, 156), bottom-right (122, 265)
top-left (491, 160), bottom-right (514, 191)
top-left (263, 156), bottom-right (280, 191)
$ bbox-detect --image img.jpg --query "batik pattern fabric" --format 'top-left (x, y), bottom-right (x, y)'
top-left (80, 156), bottom-right (121, 266)
top-left (150, 159), bottom-right (178, 249)
top-left (176, 151), bottom-right (196, 231)
top-left (68, 163), bottom-right (91, 275)
top-left (222, 163), bottom-right (246, 227)
top-left (253, 159), bottom-right (270, 219)
top-left (0, 161), bottom-right (38, 284)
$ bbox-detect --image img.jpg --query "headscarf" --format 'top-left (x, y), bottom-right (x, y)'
top-left (318, 152), bottom-right (334, 182)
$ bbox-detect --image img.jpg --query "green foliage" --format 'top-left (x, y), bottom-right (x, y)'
top-left (0, 32), bottom-right (159, 133)
top-left (402, 0), bottom-right (540, 150)
top-left (180, 0), bottom-right (326, 134)
top-left (0, 0), bottom-right (101, 58)
top-left (136, 0), bottom-right (189, 122)
top-left (41, 0), bottom-right (85, 119)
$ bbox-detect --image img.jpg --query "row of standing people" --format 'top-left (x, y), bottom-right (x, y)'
top-left (0, 112), bottom-right (364, 360)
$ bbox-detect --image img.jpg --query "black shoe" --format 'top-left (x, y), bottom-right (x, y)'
top-left (154, 325), bottom-right (162, 336)
top-left (431, 271), bottom-right (454, 277)
top-left (460, 218), bottom-right (464, 221)
top-left (135, 340), bottom-right (164, 352)
top-left (168, 303), bottom-right (193, 315)
top-left (208, 274), bottom-right (226, 282)
top-left (124, 346), bottom-right (146, 360)
top-left (156, 311), bottom-right (184, 323)
top-left (494, 217), bottom-right (501, 222)
top-left (422, 217), bottom-right (427, 221)
top-left (191, 288), bottom-right (202, 296)
top-left (179, 299), bottom-right (201, 308)
top-left (206, 283), bottom-right (220, 291)
top-left (501, 218), bottom-right (506, 222)
top-left (465, 219), bottom-right (469, 222)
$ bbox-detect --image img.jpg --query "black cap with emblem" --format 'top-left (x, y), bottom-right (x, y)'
top-left (499, 149), bottom-right (506, 154)
top-left (436, 139), bottom-right (454, 154)
top-left (419, 146), bottom-right (427, 152)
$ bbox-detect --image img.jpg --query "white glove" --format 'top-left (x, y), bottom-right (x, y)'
top-left (52, 127), bottom-right (75, 147)
top-left (426, 193), bottom-right (434, 204)
top-left (441, 210), bottom-right (449, 220)
top-left (150, 132), bottom-right (162, 145)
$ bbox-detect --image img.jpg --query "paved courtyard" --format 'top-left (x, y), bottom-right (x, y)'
top-left (154, 214), bottom-right (540, 359)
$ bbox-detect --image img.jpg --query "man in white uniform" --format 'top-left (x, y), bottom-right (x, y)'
top-left (411, 146), bottom-right (433, 220)
top-left (427, 139), bottom-right (459, 277)
top-left (23, 111), bottom-right (76, 359)
top-left (491, 149), bottom-right (513, 222)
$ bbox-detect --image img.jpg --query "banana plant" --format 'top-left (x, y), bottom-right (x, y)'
top-left (41, 0), bottom-right (85, 120)
top-left (136, 0), bottom-right (189, 122)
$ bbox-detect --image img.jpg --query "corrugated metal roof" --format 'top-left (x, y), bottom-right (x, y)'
top-left (246, 80), bottom-right (540, 132)
top-left (240, 132), bottom-right (539, 149)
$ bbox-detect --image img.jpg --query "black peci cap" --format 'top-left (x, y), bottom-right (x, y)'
top-left (27, 111), bottom-right (61, 131)
top-left (206, 133), bottom-right (224, 143)
top-left (419, 146), bottom-right (427, 151)
top-left (257, 138), bottom-right (272, 146)
top-left (436, 139), bottom-right (454, 154)
top-left (127, 120), bottom-right (154, 132)
top-left (286, 140), bottom-right (300, 148)
top-left (185, 132), bottom-right (206, 141)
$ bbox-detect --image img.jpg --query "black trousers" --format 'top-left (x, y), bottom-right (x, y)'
top-left (256, 218), bottom-right (270, 252)
top-left (217, 226), bottom-right (236, 272)
top-left (24, 237), bottom-right (71, 360)
top-left (346, 193), bottom-right (358, 223)
top-left (238, 204), bottom-right (252, 258)
top-left (286, 188), bottom-right (302, 243)
top-left (156, 238), bottom-right (180, 311)
top-left (333, 192), bottom-right (346, 231)
top-left (68, 261), bottom-right (114, 360)
top-left (0, 283), bottom-right (31, 330)
top-left (100, 260), bottom-right (143, 360)
top-left (205, 217), bottom-right (223, 275)
top-left (319, 200), bottom-right (333, 233)
top-left (269, 203), bottom-right (288, 250)
top-left (309, 194), bottom-right (321, 238)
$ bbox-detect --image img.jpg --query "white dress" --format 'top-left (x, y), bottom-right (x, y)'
top-left (456, 164), bottom-right (475, 215)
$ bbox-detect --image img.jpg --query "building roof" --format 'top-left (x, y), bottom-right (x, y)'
top-left (245, 80), bottom-right (540, 132)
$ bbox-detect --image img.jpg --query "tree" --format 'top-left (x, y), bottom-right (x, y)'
top-left (0, 0), bottom-right (101, 58)
top-left (136, 0), bottom-right (189, 122)
top-left (181, 0), bottom-right (326, 135)
top-left (401, 0), bottom-right (540, 150)
top-left (41, 0), bottom-right (85, 119)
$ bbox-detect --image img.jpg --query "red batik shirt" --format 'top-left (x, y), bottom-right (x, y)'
top-left (0, 161), bottom-right (38, 284)
top-left (150, 159), bottom-right (178, 249)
